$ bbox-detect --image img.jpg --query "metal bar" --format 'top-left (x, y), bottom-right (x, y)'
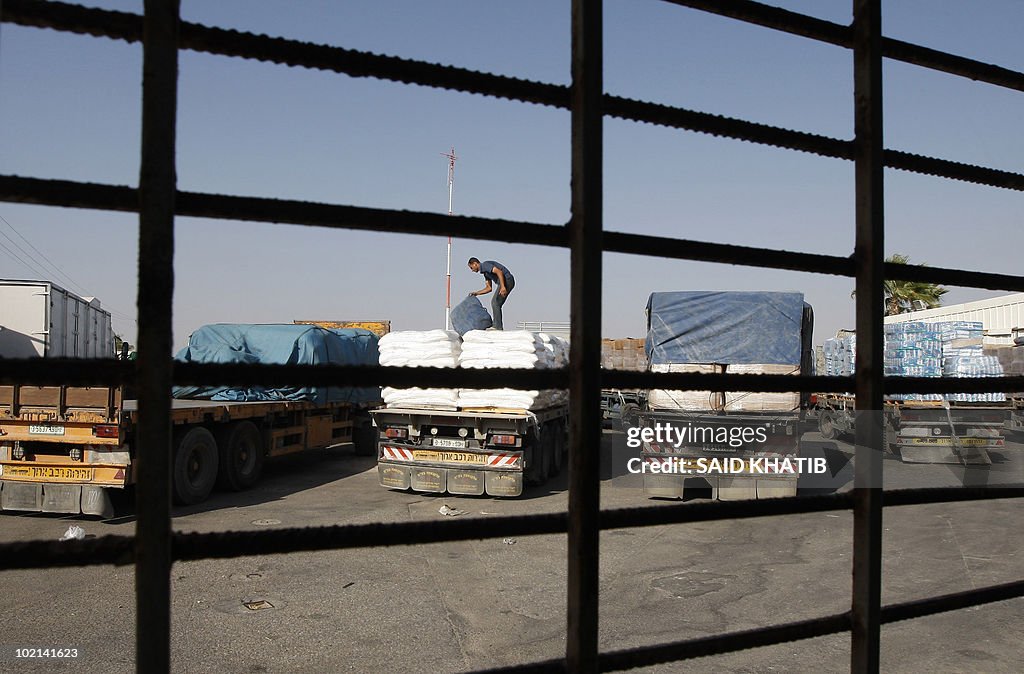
top-left (851, 1), bottom-right (884, 670)
top-left (599, 611), bottom-right (852, 671)
top-left (10, 0), bottom-right (1024, 96)
top-left (4, 358), bottom-right (1024, 396)
top-left (6, 176), bottom-right (1024, 292)
top-left (567, 1), bottom-right (602, 671)
top-left (660, 0), bottom-right (850, 47)
top-left (5, 488), bottom-right (1024, 571)
top-left (661, 0), bottom-right (1024, 93)
top-left (135, 1), bottom-right (178, 672)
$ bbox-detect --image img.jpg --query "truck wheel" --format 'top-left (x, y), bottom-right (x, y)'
top-left (818, 412), bottom-right (838, 440)
top-left (217, 421), bottom-right (264, 491)
top-left (620, 403), bottom-right (640, 428)
top-left (352, 419), bottom-right (378, 457)
top-left (550, 421), bottom-right (565, 476)
top-left (173, 427), bottom-right (219, 505)
top-left (525, 430), bottom-right (548, 486)
top-left (542, 424), bottom-right (559, 478)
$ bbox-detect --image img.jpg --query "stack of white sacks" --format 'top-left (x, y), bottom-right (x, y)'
top-left (378, 330), bottom-right (462, 408)
top-left (457, 331), bottom-right (569, 410)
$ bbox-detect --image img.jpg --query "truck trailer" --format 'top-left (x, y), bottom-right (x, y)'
top-left (636, 291), bottom-right (814, 500)
top-left (0, 322), bottom-right (381, 517)
top-left (372, 403), bottom-right (568, 497)
top-left (817, 321), bottom-right (1010, 464)
top-left (0, 279), bottom-right (113, 358)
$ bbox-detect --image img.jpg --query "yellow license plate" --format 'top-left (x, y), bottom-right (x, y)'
top-left (1, 465), bottom-right (95, 481)
top-left (412, 450), bottom-right (487, 465)
top-left (906, 437), bottom-right (993, 446)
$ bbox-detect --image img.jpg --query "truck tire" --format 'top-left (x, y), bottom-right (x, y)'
top-left (217, 421), bottom-right (264, 491)
top-left (542, 424), bottom-right (559, 478)
top-left (352, 418), bottom-right (378, 457)
top-left (525, 429), bottom-right (549, 486)
top-left (550, 420), bottom-right (565, 476)
top-left (818, 411), bottom-right (838, 440)
top-left (619, 403), bottom-right (640, 428)
top-left (173, 426), bottom-right (219, 505)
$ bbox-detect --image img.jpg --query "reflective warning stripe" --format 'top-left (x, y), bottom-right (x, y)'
top-left (486, 452), bottom-right (519, 467)
top-left (382, 446), bottom-right (415, 461)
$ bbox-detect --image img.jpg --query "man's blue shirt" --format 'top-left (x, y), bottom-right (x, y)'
top-left (480, 260), bottom-right (514, 287)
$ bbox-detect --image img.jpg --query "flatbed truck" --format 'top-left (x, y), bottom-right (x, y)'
top-left (371, 404), bottom-right (568, 497)
top-left (815, 393), bottom-right (1005, 464)
top-left (0, 383), bottom-right (376, 517)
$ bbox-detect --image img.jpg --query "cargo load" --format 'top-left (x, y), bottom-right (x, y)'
top-left (644, 291), bottom-right (812, 412)
top-left (378, 330), bottom-right (462, 408)
top-left (173, 323), bottom-right (381, 405)
top-left (457, 330), bottom-right (568, 410)
top-left (0, 279), bottom-right (114, 358)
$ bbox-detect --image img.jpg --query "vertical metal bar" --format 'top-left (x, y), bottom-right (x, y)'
top-left (566, 0), bottom-right (602, 671)
top-left (136, 1), bottom-right (179, 672)
top-left (851, 0), bottom-right (884, 671)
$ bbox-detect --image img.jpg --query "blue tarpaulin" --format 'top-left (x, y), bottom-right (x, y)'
top-left (646, 291), bottom-right (810, 366)
top-left (173, 324), bottom-right (381, 405)
top-left (451, 295), bottom-right (492, 335)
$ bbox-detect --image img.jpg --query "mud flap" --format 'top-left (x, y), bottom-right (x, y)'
top-left (411, 467), bottom-right (446, 493)
top-left (42, 484), bottom-right (81, 514)
top-left (1, 481), bottom-right (43, 511)
top-left (643, 473), bottom-right (683, 498)
top-left (485, 471), bottom-right (522, 497)
top-left (756, 478), bottom-right (798, 499)
top-left (378, 463), bottom-right (411, 490)
top-left (81, 486), bottom-right (115, 518)
top-left (716, 477), bottom-right (757, 501)
top-left (447, 470), bottom-right (485, 496)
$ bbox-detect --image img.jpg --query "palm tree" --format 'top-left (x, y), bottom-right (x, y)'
top-left (852, 253), bottom-right (948, 316)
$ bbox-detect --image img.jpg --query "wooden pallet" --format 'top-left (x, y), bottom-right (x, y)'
top-left (385, 403), bottom-right (458, 411)
top-left (459, 406), bottom-right (532, 415)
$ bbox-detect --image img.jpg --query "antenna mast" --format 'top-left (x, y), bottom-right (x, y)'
top-left (442, 147), bottom-right (457, 330)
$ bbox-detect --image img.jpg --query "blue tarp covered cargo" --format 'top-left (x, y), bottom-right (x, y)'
top-left (451, 295), bottom-right (492, 335)
top-left (645, 291), bottom-right (812, 367)
top-left (173, 324), bottom-right (381, 405)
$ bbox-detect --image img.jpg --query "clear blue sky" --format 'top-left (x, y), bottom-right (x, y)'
top-left (2, 1), bottom-right (1022, 351)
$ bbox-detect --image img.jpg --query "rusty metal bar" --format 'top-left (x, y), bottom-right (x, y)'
top-left (566, 1), bottom-right (603, 671)
top-left (851, 0), bottom-right (884, 670)
top-left (6, 175), bottom-right (1024, 292)
top-left (6, 487), bottom-right (1024, 571)
top-left (4, 358), bottom-right (1024, 398)
top-left (135, 1), bottom-right (178, 672)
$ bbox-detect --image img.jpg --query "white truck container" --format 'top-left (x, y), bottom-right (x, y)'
top-left (0, 280), bottom-right (113, 358)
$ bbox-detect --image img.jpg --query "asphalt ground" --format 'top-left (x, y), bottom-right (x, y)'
top-left (2, 429), bottom-right (1023, 673)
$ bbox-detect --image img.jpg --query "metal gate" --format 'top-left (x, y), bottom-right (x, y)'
top-left (2, 1), bottom-right (1023, 671)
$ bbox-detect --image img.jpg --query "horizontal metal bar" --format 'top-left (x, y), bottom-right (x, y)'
top-left (880, 579), bottom-right (1024, 625)
top-left (661, 0), bottom-right (851, 47)
top-left (487, 575), bottom-right (1024, 673)
top-left (603, 94), bottom-right (854, 160)
top-left (5, 487), bottom-right (1023, 571)
top-left (883, 487), bottom-right (1024, 508)
top-left (4, 177), bottom-right (1024, 295)
top-left (0, 359), bottom-right (570, 389)
top-left (598, 611), bottom-right (852, 671)
top-left (11, 0), bottom-right (1022, 101)
top-left (602, 231), bottom-right (856, 277)
top-left (3, 358), bottom-right (1023, 395)
top-left (664, 0), bottom-right (1024, 93)
top-left (886, 149), bottom-right (1024, 193)
top-left (4, 6), bottom-right (1024, 193)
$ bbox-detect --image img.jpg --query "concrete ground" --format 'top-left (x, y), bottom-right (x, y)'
top-left (1, 429), bottom-right (1022, 673)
